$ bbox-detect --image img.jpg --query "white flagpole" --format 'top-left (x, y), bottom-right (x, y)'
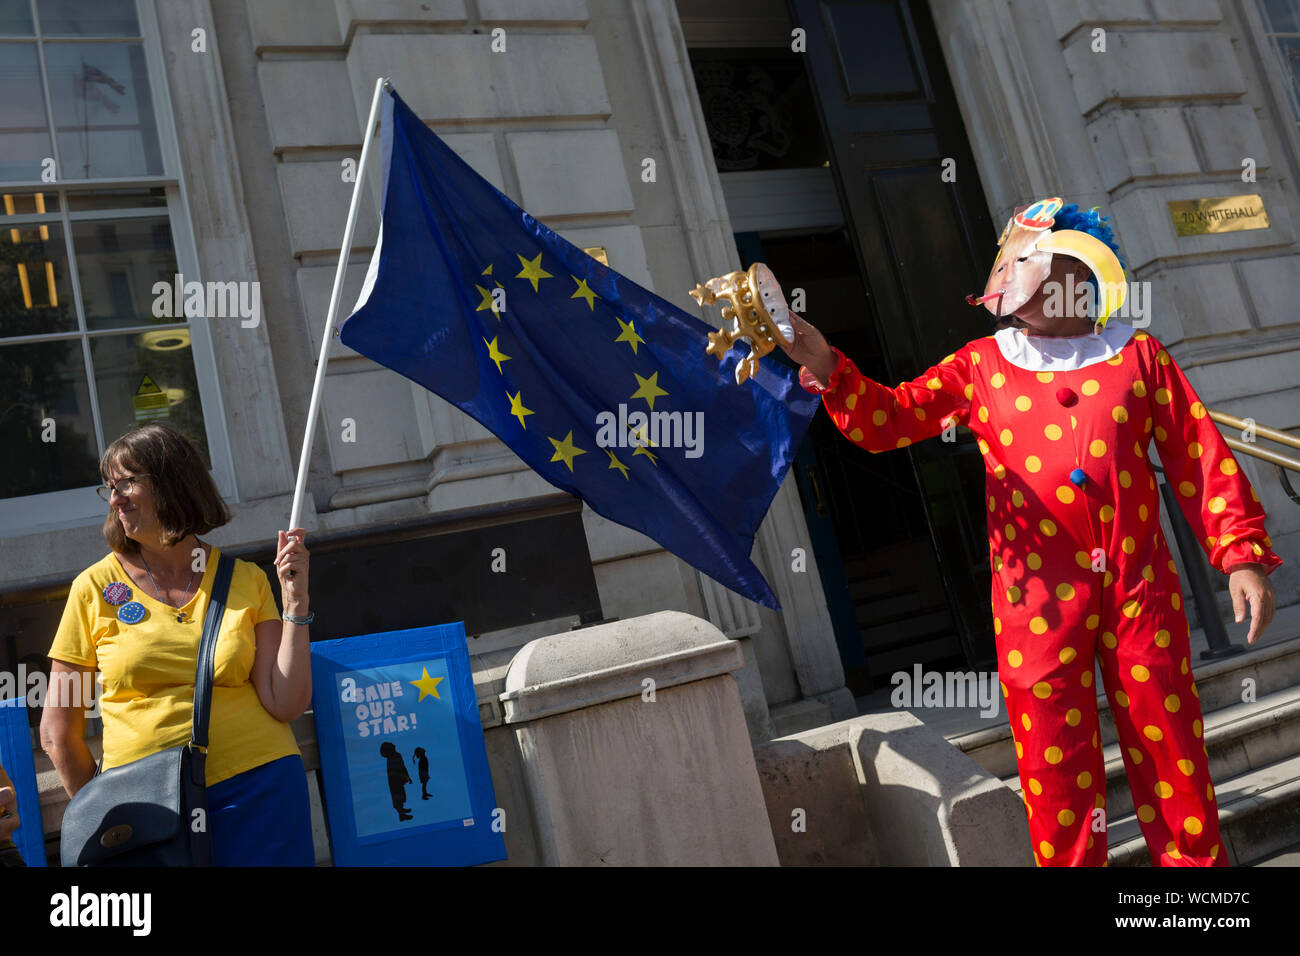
top-left (288, 75), bottom-right (388, 536)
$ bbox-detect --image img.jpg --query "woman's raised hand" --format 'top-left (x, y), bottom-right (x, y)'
top-left (776, 313), bottom-right (838, 386)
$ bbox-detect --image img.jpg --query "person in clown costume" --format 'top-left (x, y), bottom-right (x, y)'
top-left (776, 198), bottom-right (1280, 867)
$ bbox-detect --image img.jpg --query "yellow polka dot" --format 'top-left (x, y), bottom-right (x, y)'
top-left (1026, 455), bottom-right (1042, 473)
top-left (1039, 840), bottom-right (1055, 859)
top-left (1156, 349), bottom-right (1170, 366)
top-left (1191, 681), bottom-right (1198, 699)
top-left (1188, 442), bottom-right (1202, 459)
top-left (850, 428), bottom-right (864, 442)
top-left (1121, 536), bottom-right (1135, 555)
top-left (1000, 681), bottom-right (1009, 697)
top-left (1177, 759), bottom-right (1195, 776)
top-left (1082, 670), bottom-right (1093, 688)
top-left (1032, 681), bottom-right (1052, 699)
top-left (1155, 388), bottom-right (1171, 405)
top-left (1183, 816), bottom-right (1202, 836)
top-left (1114, 688), bottom-right (1128, 706)
top-left (1118, 470), bottom-right (1131, 488)
top-left (993, 463), bottom-right (1006, 481)
top-left (1154, 629), bottom-right (1171, 648)
top-left (1103, 633), bottom-right (1118, 650)
top-left (1154, 781), bottom-right (1173, 799)
top-left (988, 495), bottom-right (996, 512)
top-left (1015, 395), bottom-right (1032, 412)
top-left (1028, 777), bottom-right (1042, 796)
top-left (1057, 485), bottom-right (1076, 504)
top-left (1077, 771), bottom-right (1092, 789)
top-left (872, 409), bottom-right (887, 426)
top-left (977, 405), bottom-right (989, 423)
top-left (1056, 583), bottom-right (1076, 601)
top-left (1027, 552), bottom-right (1042, 570)
top-left (1044, 423), bottom-right (1062, 440)
top-left (1015, 741), bottom-right (1023, 758)
top-left (1154, 425), bottom-right (1167, 442)
top-left (1108, 353), bottom-right (1124, 365)
top-left (1112, 406), bottom-right (1128, 423)
top-left (1207, 784), bottom-right (1215, 803)
top-left (1128, 747), bottom-right (1143, 765)
top-left (1219, 532), bottom-right (1235, 545)
top-left (1086, 438), bottom-right (1105, 458)
top-left (1039, 518), bottom-right (1056, 536)
top-left (1165, 694), bottom-right (1181, 712)
top-left (1207, 496), bottom-right (1226, 514)
top-left (1030, 617), bottom-right (1048, 635)
top-left (1191, 401), bottom-right (1206, 419)
top-left (1166, 843), bottom-right (1182, 860)
top-left (1092, 730), bottom-right (1099, 747)
top-left (1139, 504), bottom-right (1149, 521)
top-left (1144, 725), bottom-right (1163, 742)
top-left (941, 353), bottom-right (955, 365)
top-left (1137, 805), bottom-right (1156, 823)
top-left (1036, 371), bottom-right (1054, 383)
top-left (1122, 599), bottom-right (1141, 618)
top-left (845, 393), bottom-right (858, 411)
top-left (1059, 646), bottom-right (1077, 664)
top-left (1193, 718), bottom-right (1202, 738)
top-left (978, 438), bottom-right (989, 455)
top-left (1045, 746), bottom-right (1063, 765)
top-left (1103, 571), bottom-right (1114, 587)
top-left (914, 407), bottom-right (927, 421)
top-left (1004, 523), bottom-right (1016, 541)
top-left (1085, 614), bottom-right (1099, 630)
top-left (1075, 550), bottom-right (1091, 569)
top-left (1220, 458), bottom-right (1238, 476)
top-left (1132, 380), bottom-right (1147, 397)
top-left (1168, 559), bottom-right (1178, 573)
top-left (1057, 809), bottom-right (1075, 826)
top-left (1134, 332), bottom-right (1150, 341)
top-left (1065, 708), bottom-right (1081, 726)
top-left (964, 383), bottom-right (974, 400)
top-left (926, 377), bottom-right (942, 390)
top-left (1171, 592), bottom-right (1181, 610)
top-left (1012, 490), bottom-right (1025, 507)
top-left (1006, 586), bottom-right (1021, 603)
top-left (999, 428), bottom-right (1013, 446)
top-left (1131, 664), bottom-right (1150, 682)
top-left (1142, 565), bottom-right (1154, 582)
top-left (991, 372), bottom-right (1005, 388)
top-left (1093, 506), bottom-right (1113, 526)
top-left (896, 437), bottom-right (910, 448)
top-left (1021, 713), bottom-right (1031, 731)
top-left (993, 614), bottom-right (1002, 633)
top-left (1008, 649), bottom-right (1022, 667)
top-left (1082, 379), bottom-right (1100, 396)
top-left (1143, 417), bottom-right (1152, 433)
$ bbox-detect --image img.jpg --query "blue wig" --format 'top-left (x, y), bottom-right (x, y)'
top-left (1052, 203), bottom-right (1127, 272)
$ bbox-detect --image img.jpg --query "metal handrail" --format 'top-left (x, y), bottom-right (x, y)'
top-left (1210, 408), bottom-right (1300, 506)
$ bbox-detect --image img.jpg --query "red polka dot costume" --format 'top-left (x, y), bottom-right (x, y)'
top-left (800, 324), bottom-right (1282, 866)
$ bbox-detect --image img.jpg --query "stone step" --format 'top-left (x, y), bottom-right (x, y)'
top-left (1105, 751), bottom-right (1300, 866)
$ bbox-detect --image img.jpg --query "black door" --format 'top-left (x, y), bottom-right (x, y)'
top-left (789, 0), bottom-right (1000, 670)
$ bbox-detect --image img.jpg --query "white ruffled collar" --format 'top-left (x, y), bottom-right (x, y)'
top-left (993, 322), bottom-right (1135, 372)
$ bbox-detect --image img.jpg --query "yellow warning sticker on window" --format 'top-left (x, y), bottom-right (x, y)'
top-left (133, 374), bottom-right (169, 422)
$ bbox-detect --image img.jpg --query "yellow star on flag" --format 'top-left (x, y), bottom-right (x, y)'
top-left (613, 317), bottom-right (644, 354)
top-left (481, 263), bottom-right (493, 275)
top-left (516, 252), bottom-right (553, 291)
top-left (476, 283), bottom-right (503, 320)
top-left (548, 430), bottom-right (587, 472)
top-left (483, 336), bottom-right (511, 373)
top-left (410, 667), bottom-right (444, 701)
top-left (570, 276), bottom-right (599, 310)
top-left (507, 389), bottom-right (534, 428)
top-left (630, 370), bottom-right (669, 410)
top-left (628, 423), bottom-right (659, 467)
top-left (606, 448), bottom-right (630, 480)
top-left (632, 443), bottom-right (659, 467)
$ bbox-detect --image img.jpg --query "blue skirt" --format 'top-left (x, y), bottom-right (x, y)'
top-left (206, 754), bottom-right (315, 866)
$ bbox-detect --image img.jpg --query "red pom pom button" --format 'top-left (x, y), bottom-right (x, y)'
top-left (1056, 387), bottom-right (1077, 407)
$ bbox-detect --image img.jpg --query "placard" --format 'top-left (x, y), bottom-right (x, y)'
top-left (309, 623), bottom-right (505, 866)
top-left (0, 698), bottom-right (47, 866)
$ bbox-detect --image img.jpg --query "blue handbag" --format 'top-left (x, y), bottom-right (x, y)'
top-left (59, 554), bottom-right (234, 866)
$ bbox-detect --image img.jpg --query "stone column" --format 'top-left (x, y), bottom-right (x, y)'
top-left (501, 611), bottom-right (779, 865)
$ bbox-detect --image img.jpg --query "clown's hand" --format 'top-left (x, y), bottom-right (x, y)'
top-left (779, 314), bottom-right (838, 387)
top-left (1229, 564), bottom-right (1275, 645)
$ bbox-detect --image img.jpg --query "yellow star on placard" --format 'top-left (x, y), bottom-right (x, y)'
top-left (483, 336), bottom-right (511, 373)
top-left (476, 283), bottom-right (503, 320)
top-left (630, 371), bottom-right (669, 410)
top-left (507, 389), bottom-right (533, 428)
top-left (606, 448), bottom-right (629, 480)
top-left (516, 252), bottom-right (553, 291)
top-left (548, 430), bottom-right (587, 472)
top-left (410, 667), bottom-right (444, 701)
top-left (570, 276), bottom-right (599, 310)
top-left (614, 317), bottom-right (644, 355)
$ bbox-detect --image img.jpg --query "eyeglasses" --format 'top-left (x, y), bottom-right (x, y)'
top-left (96, 475), bottom-right (149, 501)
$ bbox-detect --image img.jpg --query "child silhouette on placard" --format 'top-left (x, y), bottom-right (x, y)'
top-left (413, 746), bottom-right (431, 800)
top-left (380, 741), bottom-right (413, 821)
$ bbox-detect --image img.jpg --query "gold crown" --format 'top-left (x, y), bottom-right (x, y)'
top-left (689, 263), bottom-right (793, 385)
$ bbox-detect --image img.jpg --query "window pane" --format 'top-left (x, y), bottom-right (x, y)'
top-left (0, 339), bottom-right (100, 496)
top-left (0, 0), bottom-right (35, 36)
top-left (1262, 0), bottom-right (1300, 34)
top-left (0, 220), bottom-right (77, 337)
top-left (71, 216), bottom-right (177, 330)
top-left (66, 186), bottom-right (166, 212)
top-left (37, 0), bottom-right (139, 37)
top-left (0, 44), bottom-right (55, 182)
top-left (91, 331), bottom-right (210, 466)
top-left (45, 42), bottom-right (163, 179)
top-left (1, 190), bottom-right (60, 217)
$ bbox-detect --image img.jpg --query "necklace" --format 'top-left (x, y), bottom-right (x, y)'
top-left (140, 551), bottom-right (198, 623)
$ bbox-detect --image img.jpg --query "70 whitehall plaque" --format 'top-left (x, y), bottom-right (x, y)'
top-left (1168, 194), bottom-right (1269, 237)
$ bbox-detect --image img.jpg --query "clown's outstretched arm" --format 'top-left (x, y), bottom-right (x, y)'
top-left (781, 314), bottom-right (973, 451)
top-left (1141, 334), bottom-right (1280, 640)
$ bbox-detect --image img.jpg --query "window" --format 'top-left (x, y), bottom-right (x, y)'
top-left (0, 0), bottom-right (218, 529)
top-left (1260, 0), bottom-right (1300, 124)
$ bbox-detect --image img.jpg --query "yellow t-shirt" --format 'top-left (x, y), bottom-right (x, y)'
top-left (49, 547), bottom-right (301, 786)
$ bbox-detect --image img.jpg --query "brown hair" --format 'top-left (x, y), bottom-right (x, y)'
top-left (100, 423), bottom-right (231, 554)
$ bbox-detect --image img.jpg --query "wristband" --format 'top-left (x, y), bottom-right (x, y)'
top-left (282, 610), bottom-right (315, 625)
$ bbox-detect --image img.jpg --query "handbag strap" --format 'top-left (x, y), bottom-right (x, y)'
top-left (190, 552), bottom-right (235, 753)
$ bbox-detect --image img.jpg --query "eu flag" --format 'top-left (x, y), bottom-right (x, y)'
top-left (340, 89), bottom-right (818, 609)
